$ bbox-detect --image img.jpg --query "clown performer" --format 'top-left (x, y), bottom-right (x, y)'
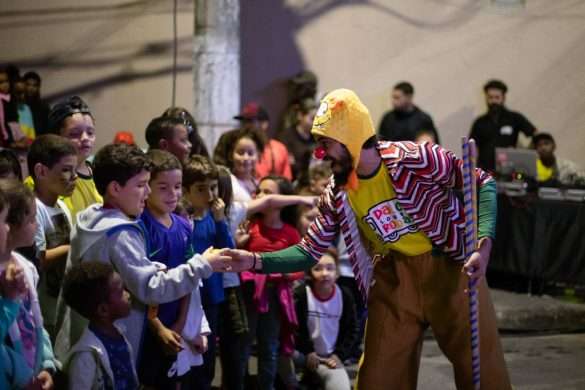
top-left (227, 88), bottom-right (511, 390)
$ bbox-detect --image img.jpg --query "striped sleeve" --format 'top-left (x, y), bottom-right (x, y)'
top-left (407, 142), bottom-right (497, 239)
top-left (297, 184), bottom-right (340, 259)
top-left (425, 142), bottom-right (497, 239)
top-left (424, 142), bottom-right (497, 239)
top-left (411, 142), bottom-right (494, 190)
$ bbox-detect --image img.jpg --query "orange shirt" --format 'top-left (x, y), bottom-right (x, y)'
top-left (256, 139), bottom-right (293, 180)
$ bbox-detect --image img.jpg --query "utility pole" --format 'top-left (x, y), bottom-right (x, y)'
top-left (193, 0), bottom-right (240, 152)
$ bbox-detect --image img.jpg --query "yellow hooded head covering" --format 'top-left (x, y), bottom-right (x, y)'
top-left (311, 89), bottom-right (375, 189)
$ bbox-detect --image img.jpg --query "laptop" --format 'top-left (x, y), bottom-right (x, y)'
top-left (495, 147), bottom-right (538, 179)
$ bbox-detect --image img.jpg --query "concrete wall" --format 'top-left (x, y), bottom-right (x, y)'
top-left (0, 0), bottom-right (197, 150)
top-left (3, 0), bottom-right (584, 166)
top-left (241, 0), bottom-right (585, 165)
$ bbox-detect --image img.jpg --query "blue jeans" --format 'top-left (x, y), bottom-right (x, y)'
top-left (242, 282), bottom-right (281, 390)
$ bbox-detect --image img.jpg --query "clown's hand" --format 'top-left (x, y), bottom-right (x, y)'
top-left (202, 247), bottom-right (233, 272)
top-left (222, 249), bottom-right (257, 272)
top-left (463, 238), bottom-right (492, 283)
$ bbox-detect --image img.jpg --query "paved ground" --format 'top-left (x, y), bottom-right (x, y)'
top-left (347, 289), bottom-right (585, 389)
top-left (491, 289), bottom-right (585, 332)
top-left (215, 289), bottom-right (585, 389)
top-left (415, 333), bottom-right (585, 390)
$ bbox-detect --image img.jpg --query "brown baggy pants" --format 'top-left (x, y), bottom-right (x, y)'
top-left (356, 251), bottom-right (512, 390)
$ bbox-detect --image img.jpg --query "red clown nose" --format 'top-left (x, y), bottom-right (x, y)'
top-left (313, 146), bottom-right (326, 160)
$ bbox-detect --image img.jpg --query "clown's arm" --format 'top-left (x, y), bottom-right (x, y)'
top-left (227, 185), bottom-right (339, 273)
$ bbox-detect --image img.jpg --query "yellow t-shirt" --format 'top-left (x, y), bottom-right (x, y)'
top-left (536, 159), bottom-right (554, 182)
top-left (347, 164), bottom-right (432, 257)
top-left (24, 171), bottom-right (103, 223)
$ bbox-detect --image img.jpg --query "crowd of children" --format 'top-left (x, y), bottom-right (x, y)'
top-left (0, 66), bottom-right (361, 390)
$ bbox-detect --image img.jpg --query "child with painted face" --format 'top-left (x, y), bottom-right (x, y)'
top-left (139, 150), bottom-right (210, 389)
top-left (0, 179), bottom-right (57, 390)
top-left (292, 249), bottom-right (358, 390)
top-left (63, 261), bottom-right (137, 390)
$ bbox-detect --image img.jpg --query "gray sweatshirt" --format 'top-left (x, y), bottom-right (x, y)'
top-left (55, 205), bottom-right (212, 365)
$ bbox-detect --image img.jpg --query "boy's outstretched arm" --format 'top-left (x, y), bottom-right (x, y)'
top-left (108, 229), bottom-right (232, 305)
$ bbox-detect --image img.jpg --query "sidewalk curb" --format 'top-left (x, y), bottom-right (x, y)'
top-left (492, 289), bottom-right (585, 332)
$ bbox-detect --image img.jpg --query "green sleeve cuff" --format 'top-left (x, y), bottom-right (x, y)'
top-left (478, 180), bottom-right (497, 239)
top-left (259, 245), bottom-right (316, 274)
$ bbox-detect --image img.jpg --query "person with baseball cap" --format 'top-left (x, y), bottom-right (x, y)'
top-left (226, 89), bottom-right (511, 389)
top-left (213, 102), bottom-right (293, 182)
top-left (276, 98), bottom-right (318, 186)
top-left (235, 102), bottom-right (292, 181)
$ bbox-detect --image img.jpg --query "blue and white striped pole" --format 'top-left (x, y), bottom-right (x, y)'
top-left (462, 137), bottom-right (480, 390)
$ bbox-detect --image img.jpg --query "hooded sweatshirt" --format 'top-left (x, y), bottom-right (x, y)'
top-left (54, 205), bottom-right (212, 365)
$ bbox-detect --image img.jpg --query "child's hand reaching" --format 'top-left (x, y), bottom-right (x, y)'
top-left (156, 325), bottom-right (183, 355)
top-left (0, 261), bottom-right (27, 300)
top-left (235, 220), bottom-right (250, 248)
top-left (211, 198), bottom-right (226, 221)
top-left (192, 334), bottom-right (208, 354)
top-left (25, 370), bottom-right (54, 390)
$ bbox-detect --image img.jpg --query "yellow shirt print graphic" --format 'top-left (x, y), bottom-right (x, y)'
top-left (364, 199), bottom-right (419, 243)
top-left (348, 163), bottom-right (432, 257)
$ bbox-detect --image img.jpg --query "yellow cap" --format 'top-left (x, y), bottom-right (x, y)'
top-left (311, 89), bottom-right (375, 172)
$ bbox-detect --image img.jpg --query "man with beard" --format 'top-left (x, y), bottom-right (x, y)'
top-left (470, 79), bottom-right (537, 172)
top-left (226, 89), bottom-right (511, 390)
top-left (377, 81), bottom-right (440, 144)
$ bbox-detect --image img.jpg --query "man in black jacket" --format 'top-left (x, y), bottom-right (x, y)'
top-left (377, 81), bottom-right (440, 144)
top-left (470, 79), bottom-right (537, 172)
